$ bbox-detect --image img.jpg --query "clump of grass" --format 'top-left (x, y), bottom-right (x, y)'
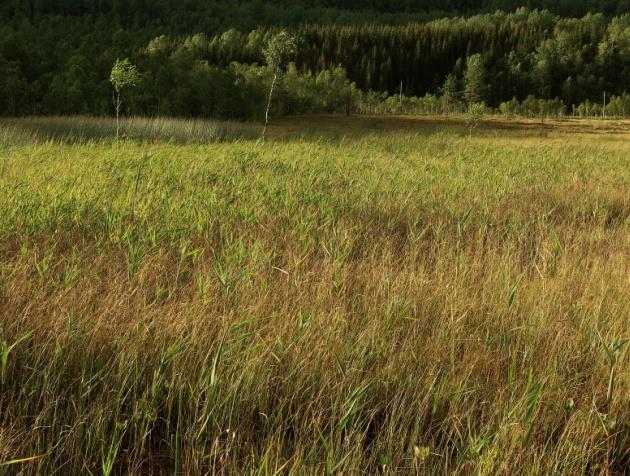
top-left (0, 116), bottom-right (259, 145)
top-left (0, 118), bottom-right (628, 473)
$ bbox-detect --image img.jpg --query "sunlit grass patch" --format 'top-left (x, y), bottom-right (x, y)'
top-left (0, 115), bottom-right (259, 145)
top-left (0, 118), bottom-right (628, 474)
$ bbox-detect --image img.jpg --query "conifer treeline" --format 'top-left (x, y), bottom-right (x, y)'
top-left (190, 20), bottom-right (541, 97)
top-left (0, 3), bottom-right (629, 118)
top-left (298, 12), bottom-right (567, 100)
top-left (139, 10), bottom-right (630, 106)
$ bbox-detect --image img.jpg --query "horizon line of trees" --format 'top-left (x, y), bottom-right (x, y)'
top-left (358, 90), bottom-right (630, 118)
top-left (113, 53), bottom-right (630, 121)
top-left (1, 8), bottom-right (629, 119)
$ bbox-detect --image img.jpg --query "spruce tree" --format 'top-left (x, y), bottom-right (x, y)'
top-left (440, 74), bottom-right (459, 115)
top-left (463, 54), bottom-right (487, 105)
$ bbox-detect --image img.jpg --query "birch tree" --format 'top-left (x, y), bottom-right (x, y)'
top-left (260, 32), bottom-right (297, 143)
top-left (110, 58), bottom-right (140, 141)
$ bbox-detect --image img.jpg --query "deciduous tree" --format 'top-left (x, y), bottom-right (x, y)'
top-left (110, 58), bottom-right (140, 141)
top-left (261, 31), bottom-right (297, 142)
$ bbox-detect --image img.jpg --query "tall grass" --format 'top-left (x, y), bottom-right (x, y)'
top-left (0, 116), bottom-right (259, 145)
top-left (0, 120), bottom-right (628, 474)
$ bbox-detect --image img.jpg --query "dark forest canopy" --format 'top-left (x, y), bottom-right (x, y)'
top-left (0, 1), bottom-right (629, 118)
top-left (3, 1), bottom-right (630, 23)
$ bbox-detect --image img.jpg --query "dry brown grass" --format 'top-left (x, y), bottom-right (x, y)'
top-left (271, 113), bottom-right (630, 141)
top-left (0, 116), bottom-right (628, 474)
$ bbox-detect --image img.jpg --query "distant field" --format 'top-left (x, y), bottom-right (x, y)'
top-left (0, 116), bottom-right (628, 474)
top-left (3, 114), bottom-right (629, 145)
top-left (271, 114), bottom-right (630, 139)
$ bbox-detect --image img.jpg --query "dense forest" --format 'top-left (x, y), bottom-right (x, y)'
top-left (3, 1), bottom-right (630, 23)
top-left (1, 1), bottom-right (629, 118)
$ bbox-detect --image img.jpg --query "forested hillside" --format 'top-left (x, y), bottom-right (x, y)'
top-left (1, 1), bottom-right (629, 118)
top-left (3, 0), bottom-right (629, 22)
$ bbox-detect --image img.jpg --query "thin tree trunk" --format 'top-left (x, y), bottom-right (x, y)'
top-left (261, 70), bottom-right (278, 143)
top-left (113, 90), bottom-right (121, 142)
